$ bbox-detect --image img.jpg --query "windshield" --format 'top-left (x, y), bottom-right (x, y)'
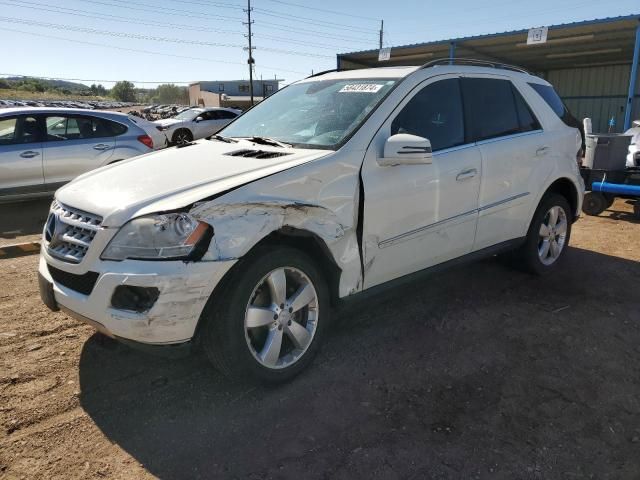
top-left (221, 78), bottom-right (398, 149)
top-left (174, 108), bottom-right (203, 121)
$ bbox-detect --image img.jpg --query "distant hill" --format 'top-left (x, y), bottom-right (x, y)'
top-left (4, 77), bottom-right (88, 91)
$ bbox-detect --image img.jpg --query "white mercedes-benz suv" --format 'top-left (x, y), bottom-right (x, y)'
top-left (39, 60), bottom-right (584, 382)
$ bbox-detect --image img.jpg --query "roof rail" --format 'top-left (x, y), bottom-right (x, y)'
top-left (306, 68), bottom-right (339, 79)
top-left (420, 58), bottom-right (530, 74)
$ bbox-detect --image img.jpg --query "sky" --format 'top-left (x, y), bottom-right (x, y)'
top-left (0, 0), bottom-right (638, 88)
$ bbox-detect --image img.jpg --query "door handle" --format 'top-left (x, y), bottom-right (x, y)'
top-left (536, 146), bottom-right (550, 157)
top-left (20, 150), bottom-right (40, 158)
top-left (93, 144), bottom-right (111, 151)
top-left (456, 168), bottom-right (477, 181)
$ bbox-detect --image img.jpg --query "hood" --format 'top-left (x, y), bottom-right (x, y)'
top-left (55, 140), bottom-right (331, 227)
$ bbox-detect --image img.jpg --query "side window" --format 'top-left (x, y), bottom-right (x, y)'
top-left (1, 116), bottom-right (40, 144)
top-left (0, 117), bottom-right (18, 145)
top-left (103, 119), bottom-right (127, 136)
top-left (46, 115), bottom-right (127, 140)
top-left (462, 78), bottom-right (520, 141)
top-left (391, 78), bottom-right (464, 151)
top-left (208, 111), bottom-right (222, 120)
top-left (219, 110), bottom-right (237, 119)
top-left (512, 86), bottom-right (541, 132)
top-left (527, 82), bottom-right (579, 128)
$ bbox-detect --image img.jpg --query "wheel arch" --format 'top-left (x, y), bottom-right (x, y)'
top-left (191, 226), bottom-right (342, 344)
top-left (542, 177), bottom-right (581, 221)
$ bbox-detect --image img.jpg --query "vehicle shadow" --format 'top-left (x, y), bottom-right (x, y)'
top-left (78, 247), bottom-right (640, 479)
top-left (0, 198), bottom-right (51, 241)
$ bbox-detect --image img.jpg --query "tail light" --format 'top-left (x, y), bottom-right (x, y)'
top-left (137, 135), bottom-right (153, 149)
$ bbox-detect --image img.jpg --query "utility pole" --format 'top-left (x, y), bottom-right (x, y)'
top-left (379, 20), bottom-right (384, 49)
top-left (243, 0), bottom-right (255, 106)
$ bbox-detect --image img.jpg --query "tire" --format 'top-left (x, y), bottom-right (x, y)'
top-left (582, 191), bottom-right (607, 216)
top-left (515, 193), bottom-right (572, 275)
top-left (200, 246), bottom-right (330, 383)
top-left (172, 129), bottom-right (193, 145)
top-left (603, 194), bottom-right (615, 209)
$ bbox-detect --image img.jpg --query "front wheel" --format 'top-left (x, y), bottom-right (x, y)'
top-left (200, 247), bottom-right (330, 383)
top-left (515, 193), bottom-right (572, 275)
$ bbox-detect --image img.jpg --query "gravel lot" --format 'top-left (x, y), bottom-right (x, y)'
top-left (1, 199), bottom-right (639, 479)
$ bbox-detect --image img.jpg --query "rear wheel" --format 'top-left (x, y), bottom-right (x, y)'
top-left (172, 129), bottom-right (193, 145)
top-left (200, 247), bottom-right (330, 383)
top-left (515, 193), bottom-right (572, 275)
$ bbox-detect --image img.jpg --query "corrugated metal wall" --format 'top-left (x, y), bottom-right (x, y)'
top-left (547, 64), bottom-right (640, 133)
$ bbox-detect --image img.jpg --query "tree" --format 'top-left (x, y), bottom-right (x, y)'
top-left (90, 83), bottom-right (107, 96)
top-left (154, 84), bottom-right (189, 104)
top-left (111, 81), bottom-right (136, 102)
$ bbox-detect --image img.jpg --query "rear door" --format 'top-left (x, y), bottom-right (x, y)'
top-left (460, 76), bottom-right (548, 251)
top-left (0, 114), bottom-right (44, 193)
top-left (42, 114), bottom-right (116, 184)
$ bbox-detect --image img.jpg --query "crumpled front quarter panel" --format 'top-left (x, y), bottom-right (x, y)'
top-left (190, 151), bottom-right (364, 297)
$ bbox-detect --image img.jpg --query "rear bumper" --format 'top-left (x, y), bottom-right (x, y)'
top-left (39, 254), bottom-right (236, 345)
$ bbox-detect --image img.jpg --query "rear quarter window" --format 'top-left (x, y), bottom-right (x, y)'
top-left (527, 83), bottom-right (579, 129)
top-left (102, 118), bottom-right (128, 136)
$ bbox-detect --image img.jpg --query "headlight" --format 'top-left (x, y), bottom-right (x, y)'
top-left (101, 213), bottom-right (211, 261)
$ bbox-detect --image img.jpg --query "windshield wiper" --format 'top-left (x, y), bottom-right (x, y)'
top-left (247, 136), bottom-right (292, 148)
top-left (210, 134), bottom-right (238, 143)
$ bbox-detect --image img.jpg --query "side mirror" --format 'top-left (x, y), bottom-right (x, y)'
top-left (378, 134), bottom-right (433, 166)
top-left (195, 116), bottom-right (203, 123)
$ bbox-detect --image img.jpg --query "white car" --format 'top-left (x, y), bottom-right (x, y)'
top-left (625, 120), bottom-right (640, 167)
top-left (39, 60), bottom-right (584, 383)
top-left (154, 107), bottom-right (241, 145)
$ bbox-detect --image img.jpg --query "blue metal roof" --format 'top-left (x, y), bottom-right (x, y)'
top-left (338, 14), bottom-right (640, 57)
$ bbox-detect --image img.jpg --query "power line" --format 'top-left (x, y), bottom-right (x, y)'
top-left (0, 16), bottom-right (334, 58)
top-left (77, 0), bottom-right (244, 23)
top-left (253, 8), bottom-right (379, 34)
top-left (2, 0), bottom-right (359, 50)
top-left (0, 26), bottom-right (308, 74)
top-left (253, 21), bottom-right (375, 44)
top-left (0, 73), bottom-right (193, 84)
top-left (262, 0), bottom-right (380, 21)
top-left (1, 0), bottom-right (244, 35)
top-left (4, 0), bottom-right (376, 45)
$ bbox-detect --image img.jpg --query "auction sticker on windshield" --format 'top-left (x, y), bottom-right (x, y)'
top-left (339, 84), bottom-right (384, 93)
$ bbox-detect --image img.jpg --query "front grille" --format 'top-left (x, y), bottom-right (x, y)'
top-left (47, 264), bottom-right (99, 296)
top-left (225, 149), bottom-right (292, 159)
top-left (45, 201), bottom-right (103, 264)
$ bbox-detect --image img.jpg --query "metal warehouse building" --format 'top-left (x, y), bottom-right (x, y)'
top-left (337, 15), bottom-right (640, 133)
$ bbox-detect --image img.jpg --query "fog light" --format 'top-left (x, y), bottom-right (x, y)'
top-left (111, 285), bottom-right (160, 313)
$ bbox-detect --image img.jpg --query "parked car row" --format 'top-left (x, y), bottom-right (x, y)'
top-left (0, 99), bottom-right (138, 110)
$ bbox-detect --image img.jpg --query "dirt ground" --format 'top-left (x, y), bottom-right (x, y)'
top-left (1, 199), bottom-right (639, 479)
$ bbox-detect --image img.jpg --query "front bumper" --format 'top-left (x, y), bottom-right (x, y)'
top-left (39, 253), bottom-right (236, 345)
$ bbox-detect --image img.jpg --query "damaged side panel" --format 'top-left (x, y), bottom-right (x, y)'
top-left (190, 153), bottom-right (364, 297)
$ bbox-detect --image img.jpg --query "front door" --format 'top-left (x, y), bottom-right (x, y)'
top-left (361, 76), bottom-right (482, 288)
top-left (0, 114), bottom-right (44, 194)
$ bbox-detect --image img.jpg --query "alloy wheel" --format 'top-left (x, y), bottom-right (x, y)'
top-left (244, 267), bottom-right (319, 369)
top-left (538, 205), bottom-right (568, 265)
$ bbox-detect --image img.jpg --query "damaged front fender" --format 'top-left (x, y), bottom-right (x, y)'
top-left (190, 197), bottom-right (362, 297)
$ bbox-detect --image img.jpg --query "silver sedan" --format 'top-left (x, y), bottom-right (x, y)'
top-left (0, 107), bottom-right (168, 202)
